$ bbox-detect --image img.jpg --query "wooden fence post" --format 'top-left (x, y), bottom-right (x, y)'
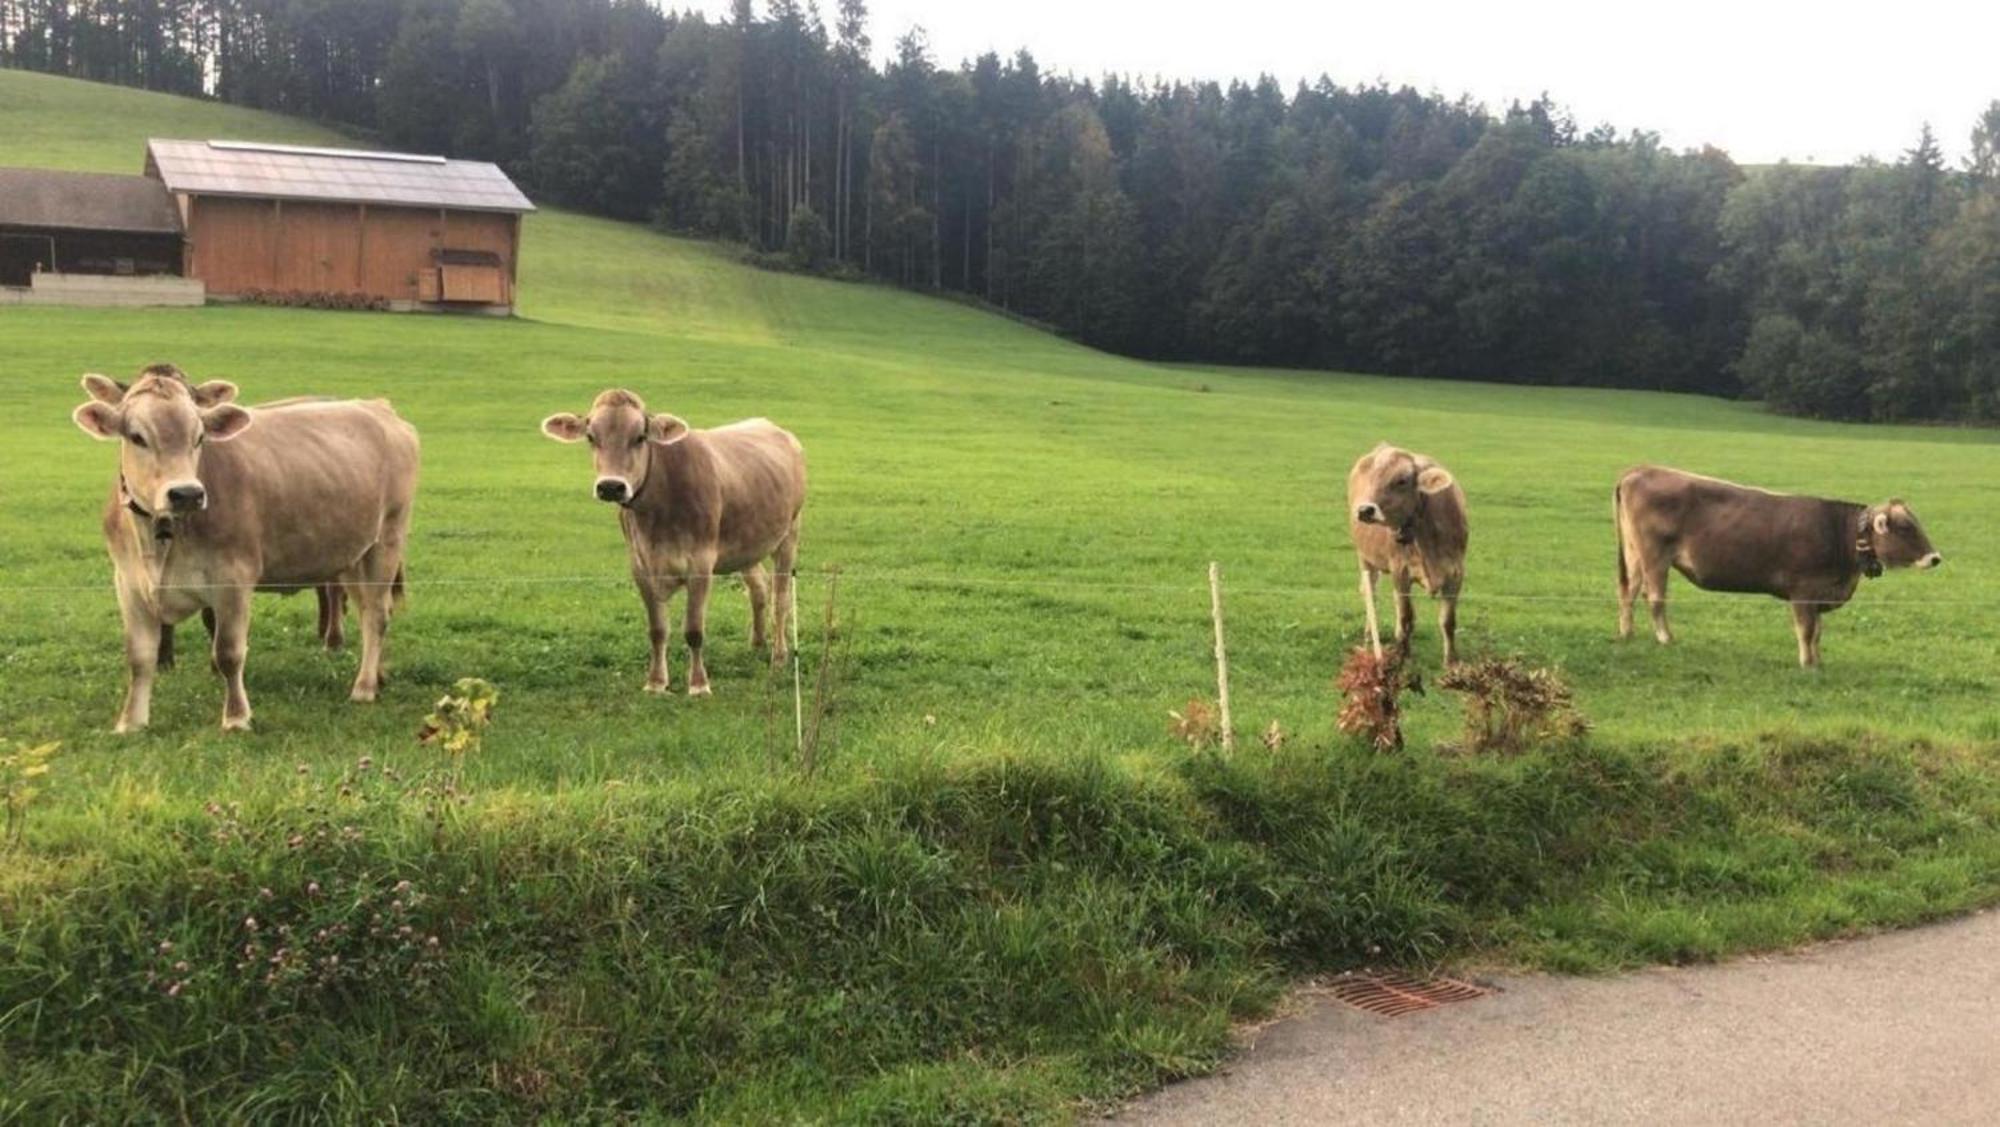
top-left (1209, 561), bottom-right (1234, 752)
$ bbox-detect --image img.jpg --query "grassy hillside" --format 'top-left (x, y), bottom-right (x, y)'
top-left (3, 70), bottom-right (1999, 1121)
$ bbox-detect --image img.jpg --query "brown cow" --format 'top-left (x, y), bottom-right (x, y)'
top-left (80, 369), bottom-right (349, 663)
top-left (1347, 442), bottom-right (1468, 664)
top-left (72, 372), bottom-right (420, 731)
top-left (1614, 466), bottom-right (1942, 667)
top-left (541, 389), bottom-right (805, 696)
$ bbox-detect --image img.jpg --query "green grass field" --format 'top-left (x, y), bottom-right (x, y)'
top-left (4, 69), bottom-right (2000, 1121)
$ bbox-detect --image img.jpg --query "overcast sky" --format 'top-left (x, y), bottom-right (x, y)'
top-left (682, 0), bottom-right (1997, 166)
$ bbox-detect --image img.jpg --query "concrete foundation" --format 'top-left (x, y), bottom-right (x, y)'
top-left (0, 272), bottom-right (206, 308)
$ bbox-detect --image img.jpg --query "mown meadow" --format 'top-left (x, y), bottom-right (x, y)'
top-left (3, 69), bottom-right (1999, 1121)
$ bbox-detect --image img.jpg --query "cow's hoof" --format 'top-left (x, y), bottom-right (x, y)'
top-left (644, 681), bottom-right (671, 695)
top-left (222, 716), bottom-right (253, 733)
top-left (350, 687), bottom-right (379, 704)
top-left (687, 683), bottom-right (713, 698)
top-left (114, 720), bottom-right (145, 735)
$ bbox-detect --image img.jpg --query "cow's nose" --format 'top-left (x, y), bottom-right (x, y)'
top-left (595, 478), bottom-right (629, 503)
top-left (1356, 502), bottom-right (1381, 523)
top-left (165, 484), bottom-right (206, 511)
top-left (1920, 552), bottom-right (1943, 569)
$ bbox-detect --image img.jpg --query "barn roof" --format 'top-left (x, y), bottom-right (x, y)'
top-left (0, 167), bottom-right (183, 234)
top-left (145, 139), bottom-right (536, 214)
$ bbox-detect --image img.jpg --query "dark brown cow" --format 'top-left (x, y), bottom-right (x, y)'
top-left (1347, 442), bottom-right (1469, 664)
top-left (542, 389), bottom-right (806, 696)
top-left (81, 369), bottom-right (348, 664)
top-left (72, 372), bottom-right (420, 731)
top-left (1615, 466), bottom-right (1942, 667)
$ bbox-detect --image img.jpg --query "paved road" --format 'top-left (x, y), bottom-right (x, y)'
top-left (1112, 910), bottom-right (2000, 1126)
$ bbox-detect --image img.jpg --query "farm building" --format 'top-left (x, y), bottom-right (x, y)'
top-left (0, 167), bottom-right (198, 305)
top-left (1, 139), bottom-right (534, 312)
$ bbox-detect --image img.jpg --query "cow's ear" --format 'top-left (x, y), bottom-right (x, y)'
top-left (73, 401), bottom-right (122, 441)
top-left (202, 404), bottom-right (253, 443)
top-left (649, 414), bottom-right (690, 446)
top-left (81, 373), bottom-right (127, 404)
top-left (191, 380), bottom-right (239, 408)
top-left (1417, 465), bottom-right (1455, 494)
top-left (1872, 511), bottom-right (1891, 536)
top-left (541, 413), bottom-right (587, 443)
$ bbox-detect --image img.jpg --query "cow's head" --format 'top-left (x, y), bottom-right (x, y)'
top-left (1351, 443), bottom-right (1455, 541)
top-left (540, 388), bottom-right (689, 505)
top-left (1866, 499), bottom-right (1942, 571)
top-left (73, 371), bottom-right (252, 519)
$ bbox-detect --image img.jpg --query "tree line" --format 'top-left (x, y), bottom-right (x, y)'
top-left (5, 1), bottom-right (1999, 422)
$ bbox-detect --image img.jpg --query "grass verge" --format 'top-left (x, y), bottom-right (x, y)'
top-left (5, 733), bottom-right (1998, 1122)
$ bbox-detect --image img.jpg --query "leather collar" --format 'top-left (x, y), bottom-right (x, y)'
top-left (119, 475), bottom-right (176, 541)
top-left (1856, 511), bottom-right (1882, 579)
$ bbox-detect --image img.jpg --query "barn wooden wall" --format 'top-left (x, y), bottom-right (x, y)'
top-left (184, 197), bottom-right (518, 305)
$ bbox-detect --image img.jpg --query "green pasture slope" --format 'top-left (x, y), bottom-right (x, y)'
top-left (3, 69), bottom-right (2000, 1120)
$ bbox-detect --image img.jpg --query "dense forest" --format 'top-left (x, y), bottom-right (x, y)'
top-left (5, 1), bottom-right (1999, 421)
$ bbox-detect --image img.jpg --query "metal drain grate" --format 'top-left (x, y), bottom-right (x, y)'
top-left (1325, 971), bottom-right (1491, 1017)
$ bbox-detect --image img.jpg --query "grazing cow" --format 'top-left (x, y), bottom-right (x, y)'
top-left (72, 371), bottom-right (420, 731)
top-left (541, 389), bottom-right (806, 696)
top-left (1347, 442), bottom-right (1468, 664)
top-left (80, 369), bottom-right (348, 664)
top-left (1614, 466), bottom-right (1943, 667)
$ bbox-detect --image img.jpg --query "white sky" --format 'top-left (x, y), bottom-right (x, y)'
top-left (680, 0), bottom-right (1999, 166)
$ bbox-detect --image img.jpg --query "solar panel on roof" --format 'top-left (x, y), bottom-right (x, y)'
top-left (207, 139), bottom-right (447, 165)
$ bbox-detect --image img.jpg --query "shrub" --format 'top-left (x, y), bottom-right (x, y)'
top-left (1335, 646), bottom-right (1421, 752)
top-left (1436, 657), bottom-right (1588, 755)
top-left (786, 204), bottom-right (833, 273)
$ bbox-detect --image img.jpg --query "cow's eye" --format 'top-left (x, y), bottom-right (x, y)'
top-left (631, 435), bottom-right (645, 449)
top-left (129, 432), bottom-right (148, 448)
top-left (585, 433), bottom-right (598, 447)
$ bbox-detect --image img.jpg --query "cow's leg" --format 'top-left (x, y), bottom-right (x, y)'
top-left (1642, 558), bottom-right (1673, 645)
top-left (744, 563), bottom-right (772, 651)
top-left (347, 553), bottom-right (398, 703)
top-left (1391, 569), bottom-right (1416, 647)
top-left (683, 569), bottom-right (714, 697)
top-left (637, 573), bottom-right (674, 694)
top-left (771, 521), bottom-right (800, 666)
top-left (318, 585), bottom-right (346, 651)
top-left (1438, 583), bottom-right (1462, 665)
top-left (114, 586), bottom-right (162, 734)
top-left (210, 588), bottom-right (254, 731)
top-left (1790, 601), bottom-right (1823, 669)
top-left (1616, 550), bottom-right (1637, 641)
top-left (1359, 564), bottom-right (1383, 660)
top-left (157, 623), bottom-right (176, 671)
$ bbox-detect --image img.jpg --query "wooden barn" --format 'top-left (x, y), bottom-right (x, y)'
top-left (144, 139), bottom-right (535, 313)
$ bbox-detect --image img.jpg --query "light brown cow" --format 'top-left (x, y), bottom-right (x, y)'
top-left (541, 389), bottom-right (805, 696)
top-left (72, 371), bottom-right (420, 731)
top-left (80, 368), bottom-right (348, 664)
top-left (1347, 442), bottom-right (1468, 664)
top-left (1615, 466), bottom-right (1941, 667)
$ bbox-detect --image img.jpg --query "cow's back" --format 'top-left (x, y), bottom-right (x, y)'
top-left (193, 399), bottom-right (419, 585)
top-left (1620, 466), bottom-right (1852, 596)
top-left (634, 418), bottom-right (804, 573)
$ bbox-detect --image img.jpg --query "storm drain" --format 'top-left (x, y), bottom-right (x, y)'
top-left (1324, 971), bottom-right (1492, 1017)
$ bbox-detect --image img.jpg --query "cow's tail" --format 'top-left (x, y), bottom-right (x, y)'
top-left (1613, 478), bottom-right (1630, 596)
